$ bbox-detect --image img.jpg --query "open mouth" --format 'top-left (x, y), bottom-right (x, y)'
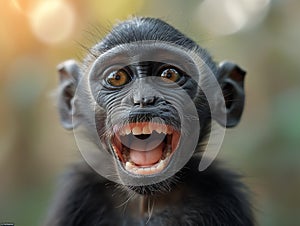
top-left (111, 122), bottom-right (180, 175)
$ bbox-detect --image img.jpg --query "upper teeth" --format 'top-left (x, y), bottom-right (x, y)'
top-left (132, 126), bottom-right (142, 135)
top-left (119, 123), bottom-right (172, 136)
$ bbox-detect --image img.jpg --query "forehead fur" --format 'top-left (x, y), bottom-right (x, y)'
top-left (82, 17), bottom-right (217, 77)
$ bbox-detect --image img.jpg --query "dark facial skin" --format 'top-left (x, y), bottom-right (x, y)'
top-left (44, 17), bottom-right (254, 226)
top-left (90, 60), bottom-right (207, 190)
top-left (94, 62), bottom-right (187, 130)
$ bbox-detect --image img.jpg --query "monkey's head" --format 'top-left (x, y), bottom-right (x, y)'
top-left (57, 18), bottom-right (246, 192)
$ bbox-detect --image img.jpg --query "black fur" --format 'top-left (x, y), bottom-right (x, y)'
top-left (44, 158), bottom-right (253, 226)
top-left (44, 17), bottom-right (254, 226)
top-left (84, 18), bottom-right (217, 78)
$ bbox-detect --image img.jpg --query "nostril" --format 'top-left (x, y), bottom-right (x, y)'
top-left (133, 96), bottom-right (156, 107)
top-left (143, 97), bottom-right (155, 105)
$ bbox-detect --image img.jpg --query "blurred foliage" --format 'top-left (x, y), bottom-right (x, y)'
top-left (0, 0), bottom-right (299, 225)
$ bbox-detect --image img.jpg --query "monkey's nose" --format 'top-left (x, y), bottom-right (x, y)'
top-left (134, 96), bottom-right (156, 107)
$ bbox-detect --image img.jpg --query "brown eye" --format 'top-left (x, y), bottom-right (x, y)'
top-left (106, 70), bottom-right (131, 87)
top-left (160, 68), bottom-right (181, 83)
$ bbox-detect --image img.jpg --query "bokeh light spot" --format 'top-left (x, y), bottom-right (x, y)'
top-left (195, 0), bottom-right (271, 35)
top-left (29, 0), bottom-right (76, 44)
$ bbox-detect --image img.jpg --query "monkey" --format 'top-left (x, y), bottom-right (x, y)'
top-left (44, 17), bottom-right (254, 226)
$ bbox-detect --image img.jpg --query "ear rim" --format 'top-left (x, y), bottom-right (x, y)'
top-left (57, 60), bottom-right (81, 130)
top-left (218, 61), bottom-right (247, 128)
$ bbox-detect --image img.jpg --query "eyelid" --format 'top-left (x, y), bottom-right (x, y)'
top-left (158, 65), bottom-right (182, 75)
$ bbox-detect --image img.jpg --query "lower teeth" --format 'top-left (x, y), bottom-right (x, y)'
top-left (123, 145), bottom-right (172, 175)
top-left (125, 158), bottom-right (168, 175)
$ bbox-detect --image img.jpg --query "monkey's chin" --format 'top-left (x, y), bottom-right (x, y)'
top-left (111, 122), bottom-right (180, 176)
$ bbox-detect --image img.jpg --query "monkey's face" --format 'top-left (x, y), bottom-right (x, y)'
top-left (58, 41), bottom-right (245, 187)
top-left (93, 61), bottom-right (198, 176)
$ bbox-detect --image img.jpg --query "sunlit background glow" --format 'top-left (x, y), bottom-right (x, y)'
top-left (9, 0), bottom-right (144, 45)
top-left (1, 0), bottom-right (300, 225)
top-left (29, 0), bottom-right (76, 44)
top-left (10, 0), bottom-right (76, 44)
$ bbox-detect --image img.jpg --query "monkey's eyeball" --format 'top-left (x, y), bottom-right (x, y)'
top-left (160, 68), bottom-right (181, 83)
top-left (106, 70), bottom-right (131, 87)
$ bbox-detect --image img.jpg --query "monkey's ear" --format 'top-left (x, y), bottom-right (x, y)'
top-left (218, 61), bottom-right (246, 128)
top-left (57, 60), bottom-right (80, 130)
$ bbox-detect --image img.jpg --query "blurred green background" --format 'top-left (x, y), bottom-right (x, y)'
top-left (0, 0), bottom-right (299, 225)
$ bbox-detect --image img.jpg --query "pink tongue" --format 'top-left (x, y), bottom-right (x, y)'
top-left (130, 143), bottom-right (164, 166)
